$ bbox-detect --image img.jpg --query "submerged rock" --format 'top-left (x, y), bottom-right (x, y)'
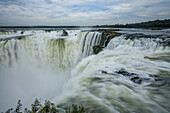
top-left (115, 69), bottom-right (144, 84)
top-left (61, 30), bottom-right (68, 36)
top-left (21, 31), bottom-right (24, 34)
top-left (115, 69), bottom-right (137, 76)
top-left (100, 69), bottom-right (157, 84)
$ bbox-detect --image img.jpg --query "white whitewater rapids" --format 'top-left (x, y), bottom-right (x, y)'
top-left (0, 29), bottom-right (170, 113)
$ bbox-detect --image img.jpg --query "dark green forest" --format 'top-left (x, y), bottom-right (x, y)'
top-left (95, 19), bottom-right (170, 28)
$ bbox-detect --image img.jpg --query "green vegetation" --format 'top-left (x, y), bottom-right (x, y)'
top-left (92, 19), bottom-right (170, 55)
top-left (95, 19), bottom-right (170, 29)
top-left (4, 99), bottom-right (87, 113)
top-left (93, 45), bottom-right (104, 54)
top-left (65, 104), bottom-right (86, 113)
top-left (99, 32), bottom-right (121, 47)
top-left (93, 30), bottom-right (121, 54)
top-left (3, 40), bottom-right (8, 47)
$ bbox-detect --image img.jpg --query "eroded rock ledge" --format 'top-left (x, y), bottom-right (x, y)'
top-left (93, 29), bottom-right (121, 54)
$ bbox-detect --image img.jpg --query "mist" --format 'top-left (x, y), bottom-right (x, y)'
top-left (0, 65), bottom-right (70, 112)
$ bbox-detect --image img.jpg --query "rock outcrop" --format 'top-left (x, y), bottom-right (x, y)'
top-left (61, 30), bottom-right (68, 36)
top-left (92, 30), bottom-right (121, 54)
top-left (100, 31), bottom-right (121, 47)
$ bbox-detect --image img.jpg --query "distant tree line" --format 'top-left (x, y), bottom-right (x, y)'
top-left (94, 19), bottom-right (170, 28)
top-left (0, 19), bottom-right (170, 28)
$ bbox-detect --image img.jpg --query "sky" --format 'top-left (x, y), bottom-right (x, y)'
top-left (0, 0), bottom-right (170, 26)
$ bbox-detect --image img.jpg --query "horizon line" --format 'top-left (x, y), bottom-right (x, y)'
top-left (0, 19), bottom-right (169, 27)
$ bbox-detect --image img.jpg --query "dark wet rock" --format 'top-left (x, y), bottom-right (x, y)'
top-left (44, 29), bottom-right (57, 32)
top-left (162, 39), bottom-right (170, 46)
top-left (115, 69), bottom-right (137, 76)
top-left (101, 70), bottom-right (115, 75)
top-left (91, 77), bottom-right (103, 81)
top-left (100, 69), bottom-right (144, 84)
top-left (44, 30), bottom-right (51, 32)
top-left (61, 30), bottom-right (68, 36)
top-left (100, 69), bottom-right (166, 86)
top-left (130, 77), bottom-right (142, 84)
top-left (101, 70), bottom-right (108, 74)
top-left (115, 69), bottom-right (144, 84)
top-left (92, 30), bottom-right (121, 54)
top-left (100, 31), bottom-right (121, 47)
top-left (21, 31), bottom-right (24, 34)
top-left (155, 78), bottom-right (162, 81)
top-left (93, 45), bottom-right (104, 54)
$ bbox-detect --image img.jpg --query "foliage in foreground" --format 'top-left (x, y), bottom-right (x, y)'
top-left (4, 99), bottom-right (87, 113)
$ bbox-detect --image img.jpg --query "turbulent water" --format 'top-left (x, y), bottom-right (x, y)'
top-left (0, 29), bottom-right (170, 112)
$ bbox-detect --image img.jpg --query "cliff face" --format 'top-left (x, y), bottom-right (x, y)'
top-left (93, 30), bottom-right (121, 54)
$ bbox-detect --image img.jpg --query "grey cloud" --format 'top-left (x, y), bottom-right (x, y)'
top-left (0, 0), bottom-right (170, 25)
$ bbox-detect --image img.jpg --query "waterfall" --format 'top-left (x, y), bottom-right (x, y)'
top-left (107, 35), bottom-right (170, 51)
top-left (55, 35), bottom-right (170, 113)
top-left (0, 30), bottom-right (102, 70)
top-left (0, 30), bottom-right (102, 111)
top-left (0, 29), bottom-right (170, 113)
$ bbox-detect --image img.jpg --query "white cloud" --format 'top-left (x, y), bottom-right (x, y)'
top-left (0, 0), bottom-right (170, 25)
top-left (109, 3), bottom-right (132, 13)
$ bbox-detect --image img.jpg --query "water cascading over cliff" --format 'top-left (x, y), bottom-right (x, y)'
top-left (55, 35), bottom-right (170, 113)
top-left (0, 30), bottom-right (102, 111)
top-left (0, 30), bottom-right (102, 70)
top-left (0, 29), bottom-right (170, 113)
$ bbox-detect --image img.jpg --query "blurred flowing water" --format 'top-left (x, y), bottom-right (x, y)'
top-left (0, 29), bottom-right (170, 112)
